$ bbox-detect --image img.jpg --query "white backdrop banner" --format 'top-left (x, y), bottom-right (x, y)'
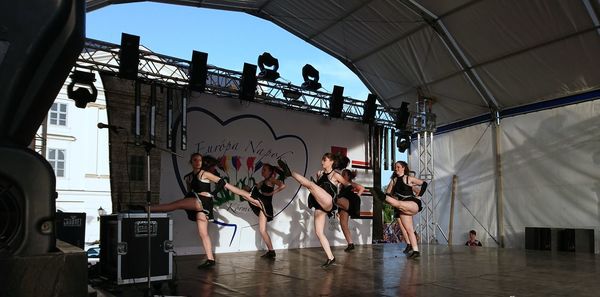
top-left (159, 93), bottom-right (373, 255)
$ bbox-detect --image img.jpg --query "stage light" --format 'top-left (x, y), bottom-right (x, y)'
top-left (283, 89), bottom-right (302, 100)
top-left (397, 131), bottom-right (411, 153)
top-left (301, 64), bottom-right (322, 91)
top-left (257, 52), bottom-right (280, 81)
top-left (67, 70), bottom-right (97, 108)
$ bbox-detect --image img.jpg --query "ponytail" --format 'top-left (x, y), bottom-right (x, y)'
top-left (342, 169), bottom-right (357, 181)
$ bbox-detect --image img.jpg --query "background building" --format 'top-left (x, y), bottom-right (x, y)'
top-left (37, 72), bottom-right (112, 244)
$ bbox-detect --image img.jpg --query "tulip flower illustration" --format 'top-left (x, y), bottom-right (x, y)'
top-left (218, 155), bottom-right (229, 172)
top-left (254, 160), bottom-right (263, 174)
top-left (231, 155), bottom-right (242, 185)
top-left (246, 156), bottom-right (256, 176)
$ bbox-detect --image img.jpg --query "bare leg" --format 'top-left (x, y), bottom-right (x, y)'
top-left (339, 210), bottom-right (352, 245)
top-left (336, 197), bottom-right (349, 212)
top-left (314, 209), bottom-right (334, 260)
top-left (196, 213), bottom-right (214, 260)
top-left (149, 197), bottom-right (202, 212)
top-left (258, 212), bottom-right (273, 250)
top-left (225, 183), bottom-right (263, 208)
top-left (386, 198), bottom-right (418, 216)
top-left (290, 172), bottom-right (333, 211)
top-left (399, 215), bottom-right (419, 252)
top-left (396, 217), bottom-right (408, 243)
top-left (336, 197), bottom-right (352, 245)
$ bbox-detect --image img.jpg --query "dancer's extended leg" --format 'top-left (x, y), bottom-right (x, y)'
top-left (149, 197), bottom-right (202, 212)
top-left (225, 183), bottom-right (270, 217)
top-left (289, 171), bottom-right (334, 211)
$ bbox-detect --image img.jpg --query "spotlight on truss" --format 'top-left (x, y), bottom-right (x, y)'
top-left (301, 64), bottom-right (321, 91)
top-left (257, 52), bottom-right (280, 82)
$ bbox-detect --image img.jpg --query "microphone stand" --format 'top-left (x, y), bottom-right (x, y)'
top-left (140, 141), bottom-right (181, 297)
top-left (143, 141), bottom-right (154, 297)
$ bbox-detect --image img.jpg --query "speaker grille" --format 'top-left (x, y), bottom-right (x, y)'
top-left (0, 177), bottom-right (24, 255)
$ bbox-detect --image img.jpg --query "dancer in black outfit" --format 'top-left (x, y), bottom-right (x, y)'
top-left (148, 153), bottom-right (272, 268)
top-left (148, 153), bottom-right (223, 268)
top-left (278, 153), bottom-right (351, 267)
top-left (371, 161), bottom-right (428, 259)
top-left (335, 169), bottom-right (365, 252)
top-left (245, 163), bottom-right (286, 258)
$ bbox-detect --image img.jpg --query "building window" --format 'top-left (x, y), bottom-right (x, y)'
top-left (48, 148), bottom-right (66, 177)
top-left (49, 103), bottom-right (67, 126)
top-left (129, 155), bottom-right (144, 181)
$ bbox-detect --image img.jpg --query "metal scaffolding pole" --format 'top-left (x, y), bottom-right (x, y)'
top-left (412, 98), bottom-right (447, 244)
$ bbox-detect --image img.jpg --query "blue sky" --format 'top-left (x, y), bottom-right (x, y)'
top-left (86, 2), bottom-right (371, 100)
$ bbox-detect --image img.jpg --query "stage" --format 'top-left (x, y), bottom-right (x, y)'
top-left (93, 243), bottom-right (599, 296)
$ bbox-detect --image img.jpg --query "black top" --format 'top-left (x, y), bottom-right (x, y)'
top-left (188, 170), bottom-right (211, 193)
top-left (392, 175), bottom-right (414, 198)
top-left (260, 182), bottom-right (274, 195)
top-left (316, 170), bottom-right (338, 197)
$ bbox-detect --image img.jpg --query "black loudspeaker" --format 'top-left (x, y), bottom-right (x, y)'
top-left (525, 227), bottom-right (551, 251)
top-left (362, 94), bottom-right (377, 123)
top-left (239, 63), bottom-right (257, 102)
top-left (329, 85), bottom-right (344, 118)
top-left (0, 146), bottom-right (56, 256)
top-left (396, 101), bottom-right (410, 131)
top-left (118, 33), bottom-right (140, 80)
top-left (189, 51), bottom-right (208, 92)
top-left (55, 212), bottom-right (86, 249)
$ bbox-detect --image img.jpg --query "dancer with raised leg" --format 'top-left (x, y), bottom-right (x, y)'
top-left (371, 161), bottom-right (427, 259)
top-left (278, 153), bottom-right (351, 267)
top-left (147, 153), bottom-right (273, 268)
top-left (147, 153), bottom-right (223, 268)
top-left (336, 169), bottom-right (365, 252)
top-left (243, 163), bottom-right (286, 259)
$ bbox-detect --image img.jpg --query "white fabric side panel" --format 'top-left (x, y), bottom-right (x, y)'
top-left (501, 100), bottom-right (600, 251)
top-left (410, 122), bottom-right (497, 246)
top-left (160, 93), bottom-right (373, 255)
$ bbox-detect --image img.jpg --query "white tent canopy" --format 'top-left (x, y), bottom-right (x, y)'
top-left (87, 0), bottom-right (600, 252)
top-left (87, 0), bottom-right (600, 128)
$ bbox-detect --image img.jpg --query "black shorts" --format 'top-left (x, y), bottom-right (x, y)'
top-left (248, 187), bottom-right (274, 221)
top-left (393, 196), bottom-right (422, 218)
top-left (184, 191), bottom-right (214, 221)
top-left (337, 187), bottom-right (361, 218)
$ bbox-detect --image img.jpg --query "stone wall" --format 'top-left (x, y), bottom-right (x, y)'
top-left (101, 75), bottom-right (185, 212)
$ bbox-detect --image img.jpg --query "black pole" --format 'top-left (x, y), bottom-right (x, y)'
top-left (143, 141), bottom-right (154, 297)
top-left (372, 124), bottom-right (383, 241)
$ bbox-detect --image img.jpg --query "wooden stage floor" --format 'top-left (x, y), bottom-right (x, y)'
top-left (95, 243), bottom-right (599, 297)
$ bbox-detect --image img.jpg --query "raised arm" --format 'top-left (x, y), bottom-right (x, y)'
top-left (184, 173), bottom-right (193, 193)
top-left (202, 170), bottom-right (221, 183)
top-left (201, 170), bottom-right (226, 197)
top-left (263, 177), bottom-right (286, 196)
top-left (385, 178), bottom-right (395, 194)
top-left (333, 171), bottom-right (351, 187)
